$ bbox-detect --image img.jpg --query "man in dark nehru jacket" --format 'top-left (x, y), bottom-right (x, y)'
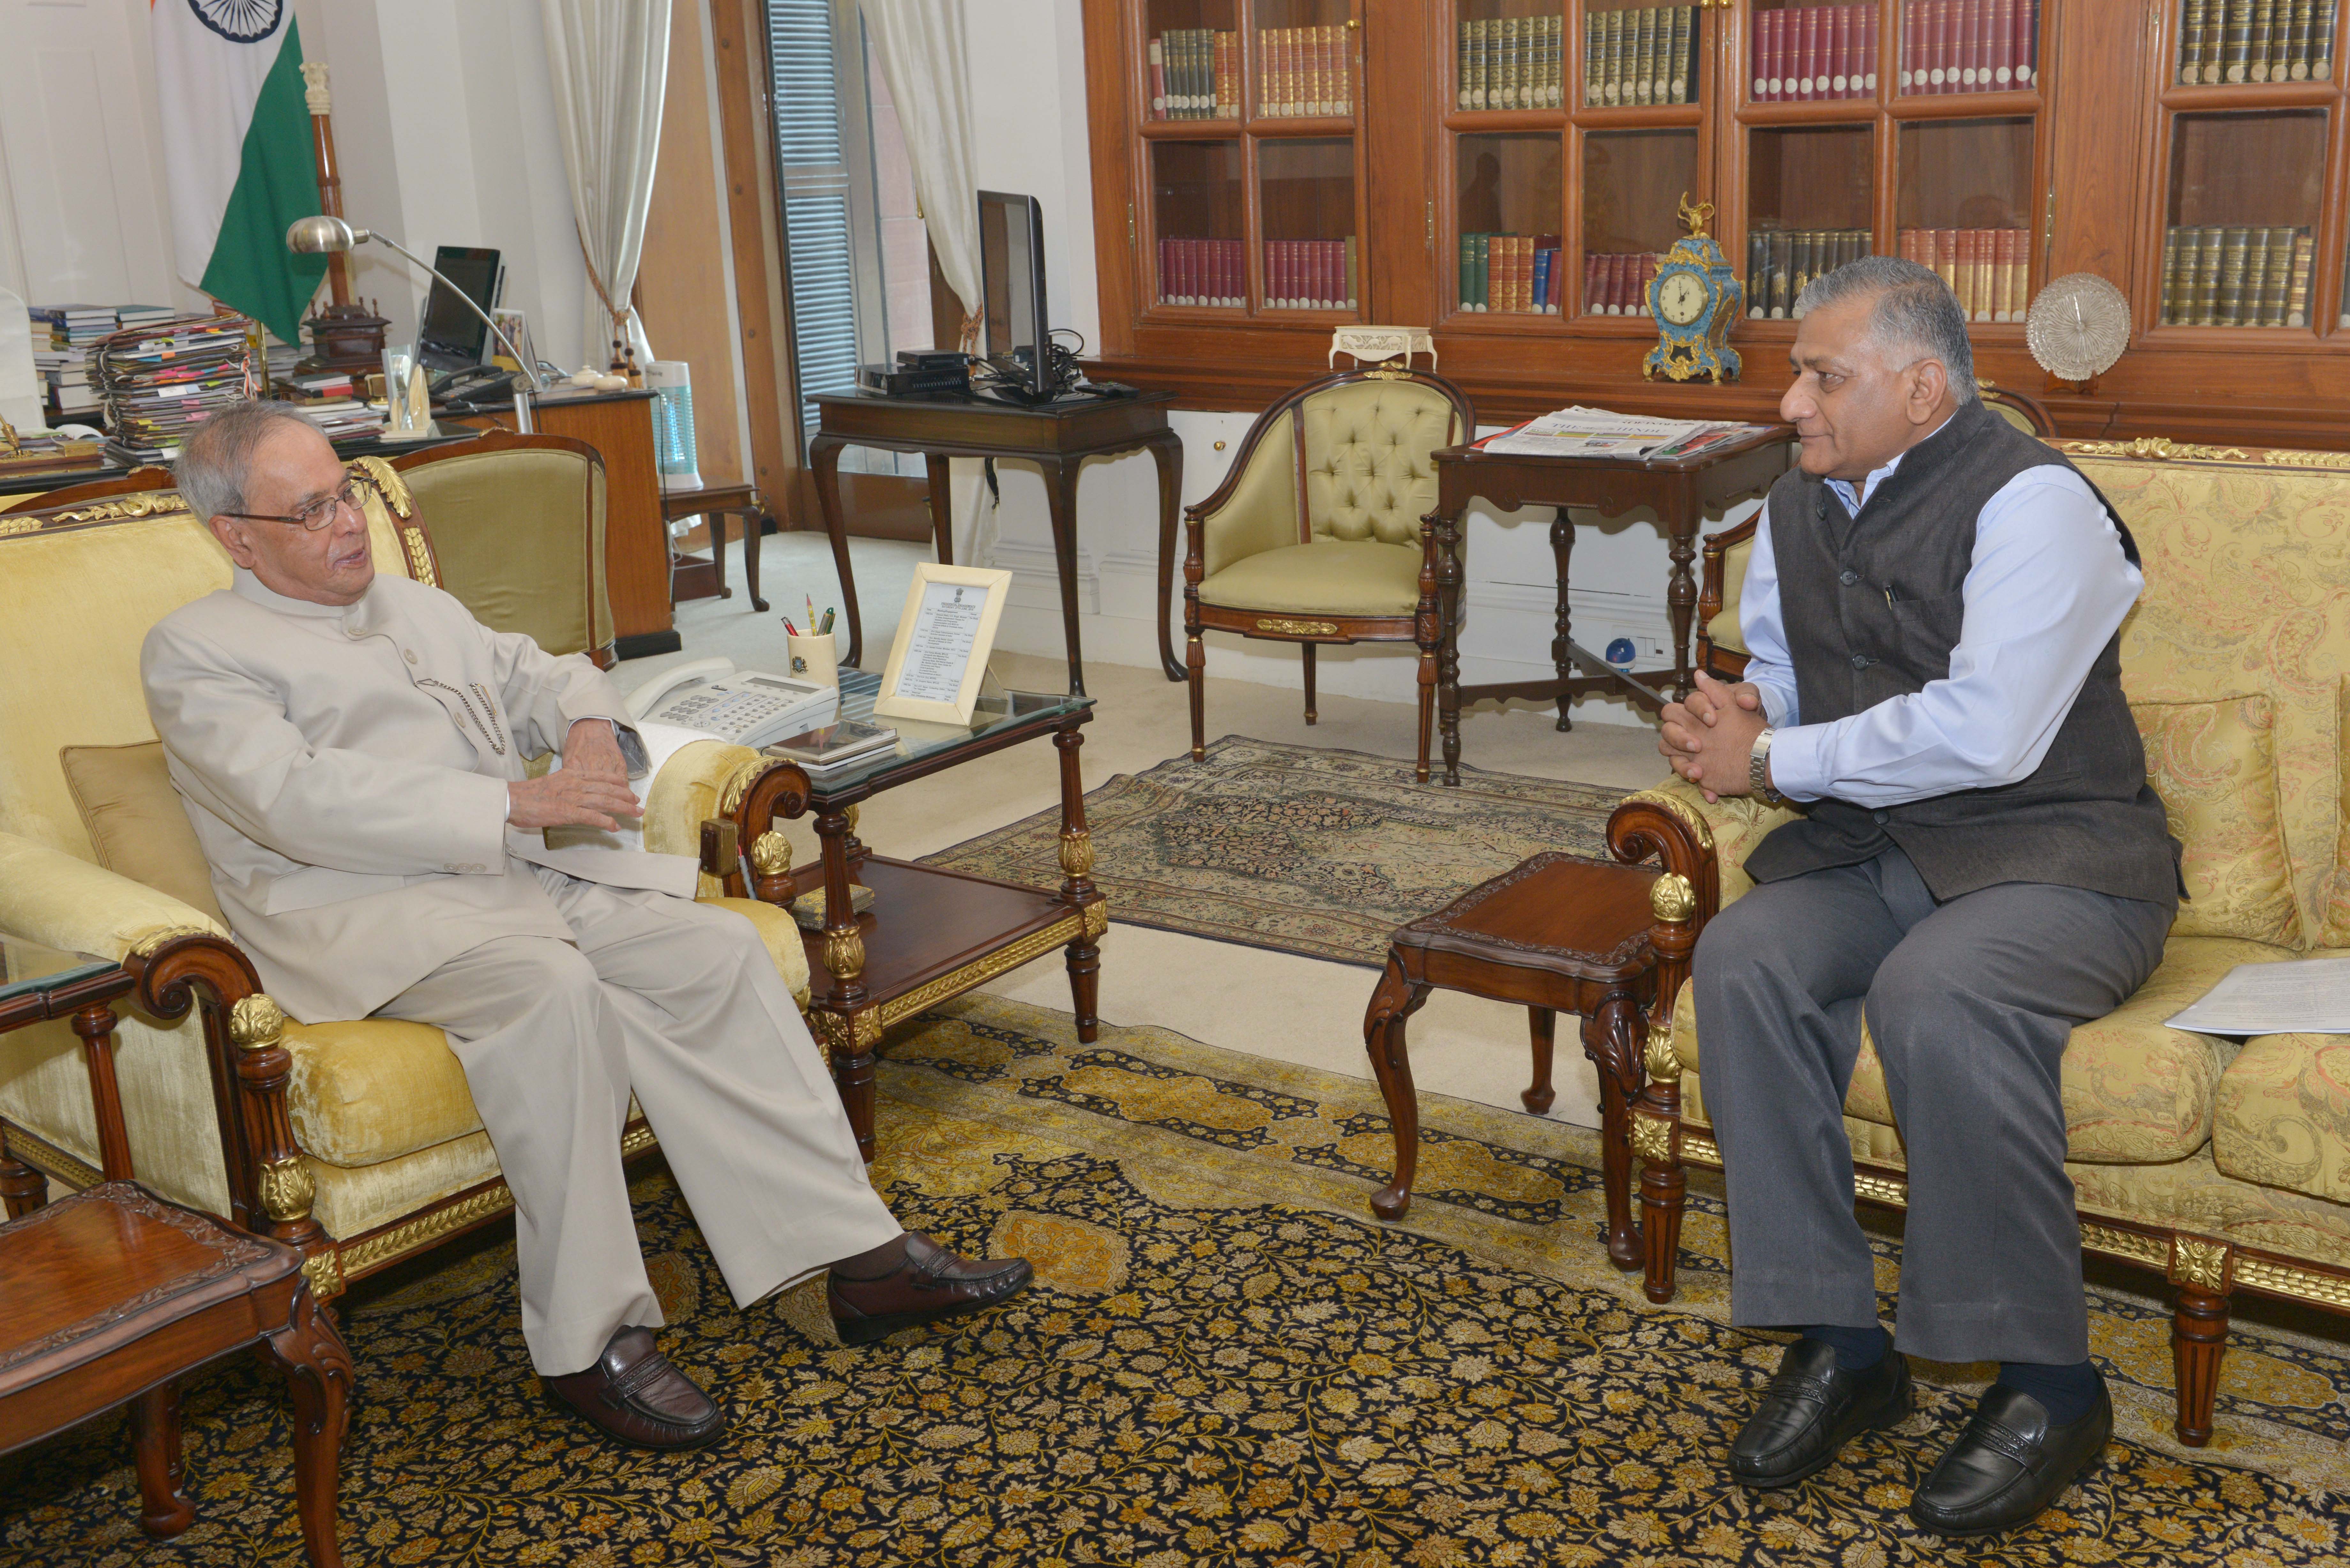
top-left (1657, 255), bottom-right (2178, 1536)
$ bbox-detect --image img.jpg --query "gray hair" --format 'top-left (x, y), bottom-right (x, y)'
top-left (1795, 255), bottom-right (1978, 403)
top-left (173, 399), bottom-right (322, 522)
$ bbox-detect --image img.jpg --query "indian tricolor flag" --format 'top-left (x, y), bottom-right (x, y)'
top-left (152, 0), bottom-right (326, 343)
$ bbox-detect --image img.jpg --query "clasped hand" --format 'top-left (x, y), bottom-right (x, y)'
top-left (1657, 670), bottom-right (1769, 805)
top-left (506, 718), bottom-right (643, 831)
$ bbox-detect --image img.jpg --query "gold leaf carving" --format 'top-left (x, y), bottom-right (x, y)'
top-left (750, 830), bottom-right (792, 876)
top-left (1649, 872), bottom-right (1695, 923)
top-left (128, 924), bottom-right (218, 958)
top-left (823, 927), bottom-right (866, 981)
top-left (400, 525), bottom-right (437, 587)
top-left (2170, 1236), bottom-right (2231, 1293)
top-left (718, 755), bottom-right (770, 819)
top-left (300, 1248), bottom-right (345, 1300)
top-left (229, 994), bottom-right (288, 1049)
top-left (1083, 902), bottom-right (1110, 940)
top-left (258, 1156), bottom-right (316, 1222)
top-left (49, 492), bottom-right (191, 525)
top-left (350, 455), bottom-right (413, 517)
top-left (1255, 618), bottom-right (1339, 636)
top-left (1630, 1114), bottom-right (1676, 1165)
top-left (1058, 830), bottom-right (1095, 879)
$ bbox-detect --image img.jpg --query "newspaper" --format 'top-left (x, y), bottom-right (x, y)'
top-left (1479, 405), bottom-right (1757, 460)
top-left (2166, 955), bottom-right (2350, 1036)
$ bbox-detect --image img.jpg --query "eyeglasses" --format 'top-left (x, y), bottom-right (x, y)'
top-left (222, 474), bottom-right (378, 532)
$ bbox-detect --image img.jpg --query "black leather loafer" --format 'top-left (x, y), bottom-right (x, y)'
top-left (1910, 1381), bottom-right (2111, 1537)
top-left (1729, 1337), bottom-right (1913, 1489)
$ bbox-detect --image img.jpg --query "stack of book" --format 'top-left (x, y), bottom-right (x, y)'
top-left (1750, 5), bottom-right (1879, 100)
top-left (1457, 13), bottom-right (1566, 108)
top-left (290, 400), bottom-right (388, 442)
top-left (1895, 0), bottom-right (2041, 94)
top-left (1147, 29), bottom-right (1237, 120)
top-left (1158, 237), bottom-right (1245, 307)
top-left (1459, 233), bottom-right (1565, 314)
top-left (2177, 1), bottom-right (2337, 84)
top-left (1255, 25), bottom-right (1353, 116)
top-left (29, 303), bottom-right (124, 352)
top-left (1744, 229), bottom-right (1874, 319)
top-left (1575, 7), bottom-right (1700, 107)
top-left (1263, 238), bottom-right (1358, 310)
top-left (1584, 251), bottom-right (1659, 316)
top-left (87, 312), bottom-right (257, 464)
top-left (1898, 228), bottom-right (2029, 321)
top-left (30, 345), bottom-right (100, 421)
top-left (2158, 225), bottom-right (2314, 327)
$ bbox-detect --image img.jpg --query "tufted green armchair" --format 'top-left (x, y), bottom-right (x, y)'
top-left (1182, 366), bottom-right (1473, 780)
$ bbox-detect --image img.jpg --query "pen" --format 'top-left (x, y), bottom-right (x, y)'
top-left (819, 607), bottom-right (835, 633)
top-left (783, 617), bottom-right (799, 636)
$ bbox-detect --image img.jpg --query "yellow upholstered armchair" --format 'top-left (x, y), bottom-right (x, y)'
top-left (0, 470), bottom-right (808, 1301)
top-left (389, 431), bottom-right (617, 667)
top-left (1183, 367), bottom-right (1473, 780)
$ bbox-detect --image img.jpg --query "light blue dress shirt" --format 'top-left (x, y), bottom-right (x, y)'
top-left (1739, 435), bottom-right (2143, 808)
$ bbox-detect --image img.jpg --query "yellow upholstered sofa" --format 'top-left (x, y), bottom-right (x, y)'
top-left (0, 463), bottom-right (805, 1300)
top-left (1609, 437), bottom-right (2350, 1450)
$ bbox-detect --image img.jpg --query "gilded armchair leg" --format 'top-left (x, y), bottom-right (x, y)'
top-left (1633, 1081), bottom-right (1687, 1299)
top-left (1301, 642), bottom-right (1317, 725)
top-left (1186, 632), bottom-right (1206, 761)
top-left (2172, 1282), bottom-right (2229, 1447)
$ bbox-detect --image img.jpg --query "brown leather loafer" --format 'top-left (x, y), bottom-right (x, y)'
top-left (543, 1326), bottom-right (724, 1449)
top-left (828, 1232), bottom-right (1034, 1346)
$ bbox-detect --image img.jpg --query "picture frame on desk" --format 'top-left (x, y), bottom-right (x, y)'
top-left (872, 562), bottom-right (1015, 727)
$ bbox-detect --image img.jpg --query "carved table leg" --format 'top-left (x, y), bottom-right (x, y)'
top-left (129, 1385), bottom-right (194, 1537)
top-left (1523, 1007), bottom-right (1557, 1113)
top-left (743, 502), bottom-right (770, 612)
top-left (1666, 517), bottom-right (1697, 702)
top-left (1433, 509), bottom-right (1466, 786)
top-left (1581, 991), bottom-right (1645, 1271)
top-left (1363, 954), bottom-right (1431, 1220)
top-left (1056, 725), bottom-right (1102, 1044)
top-left (1550, 507), bottom-right (1575, 732)
top-left (808, 434), bottom-right (863, 669)
top-left (0, 1126), bottom-right (45, 1216)
top-left (2172, 1281), bottom-right (2230, 1448)
top-left (1147, 429), bottom-right (1186, 681)
top-left (815, 808), bottom-right (877, 1160)
top-left (262, 1283), bottom-right (354, 1568)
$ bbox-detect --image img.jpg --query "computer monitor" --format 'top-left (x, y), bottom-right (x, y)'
top-left (417, 245), bottom-right (503, 372)
top-left (977, 192), bottom-right (1056, 398)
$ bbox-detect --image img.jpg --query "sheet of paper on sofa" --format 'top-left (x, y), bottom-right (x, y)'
top-left (538, 719), bottom-right (711, 855)
top-left (2167, 955), bottom-right (2350, 1035)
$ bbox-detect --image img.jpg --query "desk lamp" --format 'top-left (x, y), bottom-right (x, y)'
top-left (287, 215), bottom-right (544, 433)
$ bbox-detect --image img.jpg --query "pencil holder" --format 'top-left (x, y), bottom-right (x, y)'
top-left (787, 631), bottom-right (840, 687)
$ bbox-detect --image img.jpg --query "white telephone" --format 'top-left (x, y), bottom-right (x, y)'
top-left (623, 657), bottom-right (838, 749)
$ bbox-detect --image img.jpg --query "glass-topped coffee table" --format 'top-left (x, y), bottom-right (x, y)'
top-left (723, 670), bottom-right (1103, 1160)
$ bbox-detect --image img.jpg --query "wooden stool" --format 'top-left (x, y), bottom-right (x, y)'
top-left (1362, 851), bottom-right (1665, 1269)
top-left (663, 483), bottom-right (773, 611)
top-left (0, 1181), bottom-right (353, 1566)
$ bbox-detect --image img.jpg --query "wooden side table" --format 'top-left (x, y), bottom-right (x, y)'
top-left (0, 1183), bottom-right (353, 1566)
top-left (1361, 851), bottom-right (1693, 1276)
top-left (1422, 427), bottom-right (1793, 784)
top-left (806, 390), bottom-right (1184, 695)
top-left (663, 482), bottom-right (773, 612)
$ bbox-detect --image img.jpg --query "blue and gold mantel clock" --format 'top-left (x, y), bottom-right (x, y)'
top-left (1643, 195), bottom-right (1743, 385)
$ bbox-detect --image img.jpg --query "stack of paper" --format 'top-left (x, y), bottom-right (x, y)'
top-left (1480, 406), bottom-right (1768, 462)
top-left (87, 313), bottom-right (257, 464)
top-left (2166, 956), bottom-right (2350, 1036)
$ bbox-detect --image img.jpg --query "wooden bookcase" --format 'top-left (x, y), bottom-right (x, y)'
top-left (1082, 0), bottom-right (2350, 447)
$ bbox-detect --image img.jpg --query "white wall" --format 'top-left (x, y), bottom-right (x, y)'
top-left (954, 0), bottom-right (1717, 727)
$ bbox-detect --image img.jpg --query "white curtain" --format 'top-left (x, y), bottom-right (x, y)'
top-left (857, 0), bottom-right (982, 346)
top-left (541, 0), bottom-right (672, 371)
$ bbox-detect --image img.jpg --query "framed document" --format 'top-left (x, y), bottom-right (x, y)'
top-left (872, 563), bottom-right (1014, 725)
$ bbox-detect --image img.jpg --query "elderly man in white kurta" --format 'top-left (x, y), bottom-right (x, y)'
top-left (142, 401), bottom-right (1030, 1450)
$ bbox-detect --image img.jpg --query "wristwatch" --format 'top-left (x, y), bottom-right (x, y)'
top-left (1748, 728), bottom-right (1786, 807)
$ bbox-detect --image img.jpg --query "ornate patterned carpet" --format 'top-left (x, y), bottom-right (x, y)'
top-left (922, 736), bottom-right (1626, 966)
top-left (6, 997), bottom-right (2348, 1566)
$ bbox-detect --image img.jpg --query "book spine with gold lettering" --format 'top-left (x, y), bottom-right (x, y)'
top-left (2243, 228), bottom-right (2272, 320)
top-left (2222, 0), bottom-right (2255, 80)
top-left (2159, 226), bottom-right (2184, 323)
top-left (1583, 12), bottom-right (1602, 106)
top-left (1628, 8), bottom-right (1651, 106)
top-left (1669, 6), bottom-right (1691, 103)
top-left (2191, 226), bottom-right (2224, 324)
top-left (1499, 17), bottom-right (1520, 109)
top-left (2181, 0), bottom-right (2210, 81)
top-left (2215, 226), bottom-right (2250, 326)
top-left (2286, 230), bottom-right (2314, 324)
top-left (2250, 0), bottom-right (2277, 79)
top-left (1550, 14), bottom-right (1566, 107)
top-left (2285, 0), bottom-right (2314, 76)
top-left (1606, 9), bottom-right (1628, 105)
top-left (2259, 225), bottom-right (2294, 324)
top-left (2315, 0), bottom-right (2337, 77)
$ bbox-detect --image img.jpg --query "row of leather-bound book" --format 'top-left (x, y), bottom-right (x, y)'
top-left (1744, 229), bottom-right (1874, 320)
top-left (1580, 7), bottom-right (1702, 108)
top-left (2159, 225), bottom-right (2316, 328)
top-left (1898, 228), bottom-right (2030, 322)
top-left (1146, 26), bottom-right (1354, 120)
top-left (2176, 0), bottom-right (2338, 84)
top-left (1456, 14), bottom-right (1566, 109)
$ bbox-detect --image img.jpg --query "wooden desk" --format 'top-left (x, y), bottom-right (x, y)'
top-left (450, 389), bottom-right (679, 660)
top-left (1424, 427), bottom-right (1794, 785)
top-left (806, 391), bottom-right (1183, 696)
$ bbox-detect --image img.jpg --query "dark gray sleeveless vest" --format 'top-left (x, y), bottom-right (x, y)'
top-left (1741, 398), bottom-right (2181, 906)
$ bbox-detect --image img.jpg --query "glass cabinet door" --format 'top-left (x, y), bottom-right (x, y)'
top-left (1580, 3), bottom-right (1702, 109)
top-left (2159, 109), bottom-right (2326, 329)
top-left (1259, 137), bottom-right (1359, 309)
top-left (1743, 125), bottom-right (1875, 318)
top-left (1456, 132), bottom-right (1565, 313)
top-left (1894, 0), bottom-right (2041, 100)
top-left (1748, 1), bottom-right (1880, 103)
top-left (1897, 116), bottom-right (2035, 320)
top-left (1144, 0), bottom-right (1241, 122)
top-left (1581, 128), bottom-right (1701, 315)
top-left (1253, 0), bottom-right (1357, 119)
top-left (1152, 140), bottom-right (1246, 307)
